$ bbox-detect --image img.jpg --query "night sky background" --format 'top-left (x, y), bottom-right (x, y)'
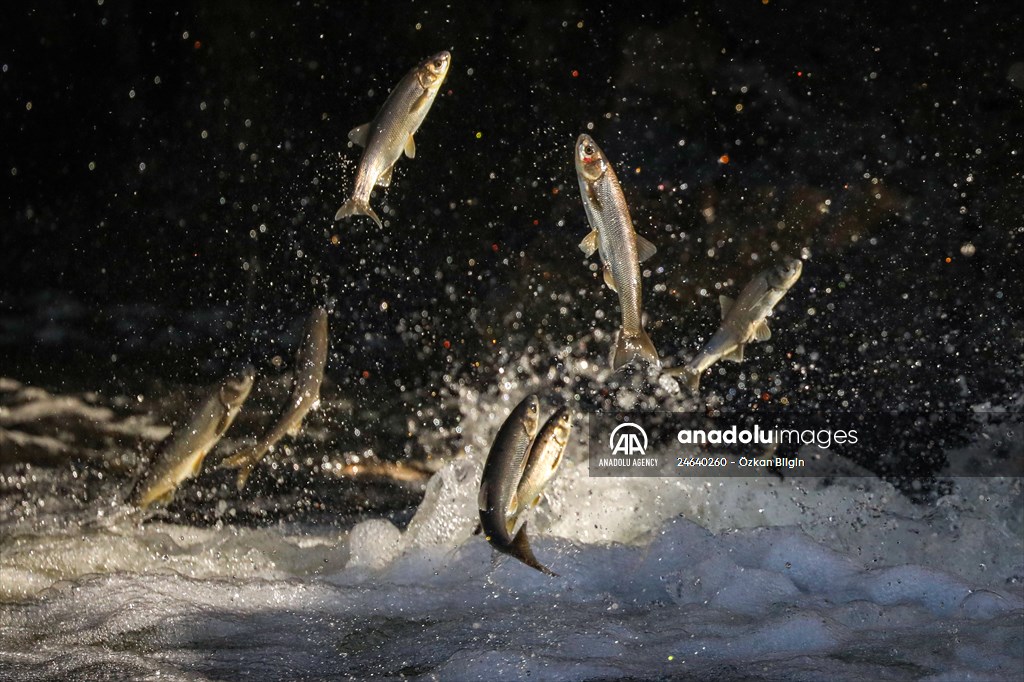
top-left (3, 1), bottom-right (1022, 483)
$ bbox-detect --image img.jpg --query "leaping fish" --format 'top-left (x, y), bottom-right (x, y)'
top-left (221, 307), bottom-right (329, 490)
top-left (131, 365), bottom-right (255, 509)
top-left (574, 134), bottom-right (660, 371)
top-left (667, 257), bottom-right (803, 392)
top-left (477, 394), bottom-right (558, 577)
top-left (335, 51), bottom-right (452, 228)
top-left (514, 407), bottom-right (572, 517)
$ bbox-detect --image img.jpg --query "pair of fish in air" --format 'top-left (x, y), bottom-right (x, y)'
top-left (130, 308), bottom-right (328, 509)
top-left (335, 51), bottom-right (803, 389)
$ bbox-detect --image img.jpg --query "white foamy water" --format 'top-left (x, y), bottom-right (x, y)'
top-left (1, 375), bottom-right (1022, 680)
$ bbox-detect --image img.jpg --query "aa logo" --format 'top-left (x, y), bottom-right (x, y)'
top-left (609, 422), bottom-right (648, 456)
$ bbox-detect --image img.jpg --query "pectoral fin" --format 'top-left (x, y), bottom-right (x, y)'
top-left (636, 234), bottom-right (657, 262)
top-left (603, 264), bottom-right (618, 293)
top-left (579, 230), bottom-right (599, 257)
top-left (348, 123), bottom-right (371, 147)
top-left (752, 320), bottom-right (771, 342)
top-left (376, 164), bottom-right (394, 188)
top-left (404, 135), bottom-right (416, 159)
top-left (719, 295), bottom-right (735, 320)
top-left (722, 344), bottom-right (745, 362)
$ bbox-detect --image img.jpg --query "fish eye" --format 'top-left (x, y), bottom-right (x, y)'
top-left (433, 60), bottom-right (442, 69)
top-left (583, 144), bottom-right (595, 156)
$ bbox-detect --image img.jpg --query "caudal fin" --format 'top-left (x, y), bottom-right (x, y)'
top-left (508, 522), bottom-right (558, 577)
top-left (611, 327), bottom-right (660, 371)
top-left (334, 197), bottom-right (383, 228)
top-left (664, 365), bottom-right (702, 393)
top-left (220, 450), bottom-right (258, 491)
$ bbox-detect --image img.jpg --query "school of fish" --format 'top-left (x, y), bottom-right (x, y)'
top-left (121, 50), bottom-right (805, 577)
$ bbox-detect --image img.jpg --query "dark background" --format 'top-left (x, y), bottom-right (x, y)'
top-left (2, 2), bottom-right (1022, 478)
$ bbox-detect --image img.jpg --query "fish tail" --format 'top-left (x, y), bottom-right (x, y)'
top-left (220, 449), bottom-right (258, 491)
top-left (611, 327), bottom-right (661, 371)
top-left (680, 367), bottom-right (701, 393)
top-left (334, 197), bottom-right (383, 228)
top-left (509, 522), bottom-right (559, 577)
top-left (664, 364), bottom-right (703, 392)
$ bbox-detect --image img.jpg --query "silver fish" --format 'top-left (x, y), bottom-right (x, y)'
top-left (575, 134), bottom-right (660, 371)
top-left (477, 394), bottom-right (557, 576)
top-left (131, 365), bottom-right (255, 509)
top-left (668, 258), bottom-right (803, 391)
top-left (335, 51), bottom-right (451, 228)
top-left (221, 307), bottom-right (329, 490)
top-left (514, 407), bottom-right (572, 515)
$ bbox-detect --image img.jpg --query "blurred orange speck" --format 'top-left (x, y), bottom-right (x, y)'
top-left (718, 154), bottom-right (730, 164)
top-left (634, 167), bottom-right (642, 174)
top-left (533, 219), bottom-right (539, 226)
top-left (571, 69), bottom-right (579, 78)
top-left (443, 340), bottom-right (451, 349)
top-left (796, 71), bottom-right (803, 77)
top-left (762, 392), bottom-right (772, 401)
top-left (361, 370), bottom-right (370, 379)
top-left (551, 187), bottom-right (559, 195)
top-left (194, 41), bottom-right (202, 50)
top-left (945, 257), bottom-right (952, 263)
top-left (330, 234), bottom-right (340, 245)
top-left (491, 243), bottom-right (499, 252)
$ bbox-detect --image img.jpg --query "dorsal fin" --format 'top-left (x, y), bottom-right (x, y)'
top-left (636, 234), bottom-right (657, 262)
top-left (348, 123), bottom-right (371, 147)
top-left (719, 295), bottom-right (735, 320)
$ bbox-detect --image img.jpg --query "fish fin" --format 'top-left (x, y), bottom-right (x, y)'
top-left (602, 264), bottom-right (618, 292)
top-left (510, 522), bottom-right (558, 577)
top-left (334, 198), bottom-right (383, 228)
top-left (723, 344), bottom-right (745, 362)
top-left (532, 494), bottom-right (543, 508)
top-left (585, 182), bottom-right (603, 211)
top-left (752, 320), bottom-right (772, 342)
top-left (220, 449), bottom-right (254, 470)
top-left (150, 489), bottom-right (176, 509)
top-left (720, 295), bottom-right (735, 320)
top-left (410, 89), bottom-right (431, 116)
top-left (234, 462), bottom-right (255, 491)
top-left (665, 366), bottom-right (702, 392)
top-left (404, 135), bottom-right (416, 159)
top-left (286, 418), bottom-right (303, 437)
top-left (376, 164), bottom-right (394, 188)
top-left (683, 368), bottom-right (701, 392)
top-left (348, 123), bottom-right (371, 147)
top-left (508, 492), bottom-right (519, 515)
top-left (190, 451), bottom-right (208, 477)
top-left (611, 328), bottom-right (660, 371)
top-left (506, 517), bottom-right (517, 536)
top-left (636, 234), bottom-right (657, 262)
top-left (579, 229), bottom-right (599, 257)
